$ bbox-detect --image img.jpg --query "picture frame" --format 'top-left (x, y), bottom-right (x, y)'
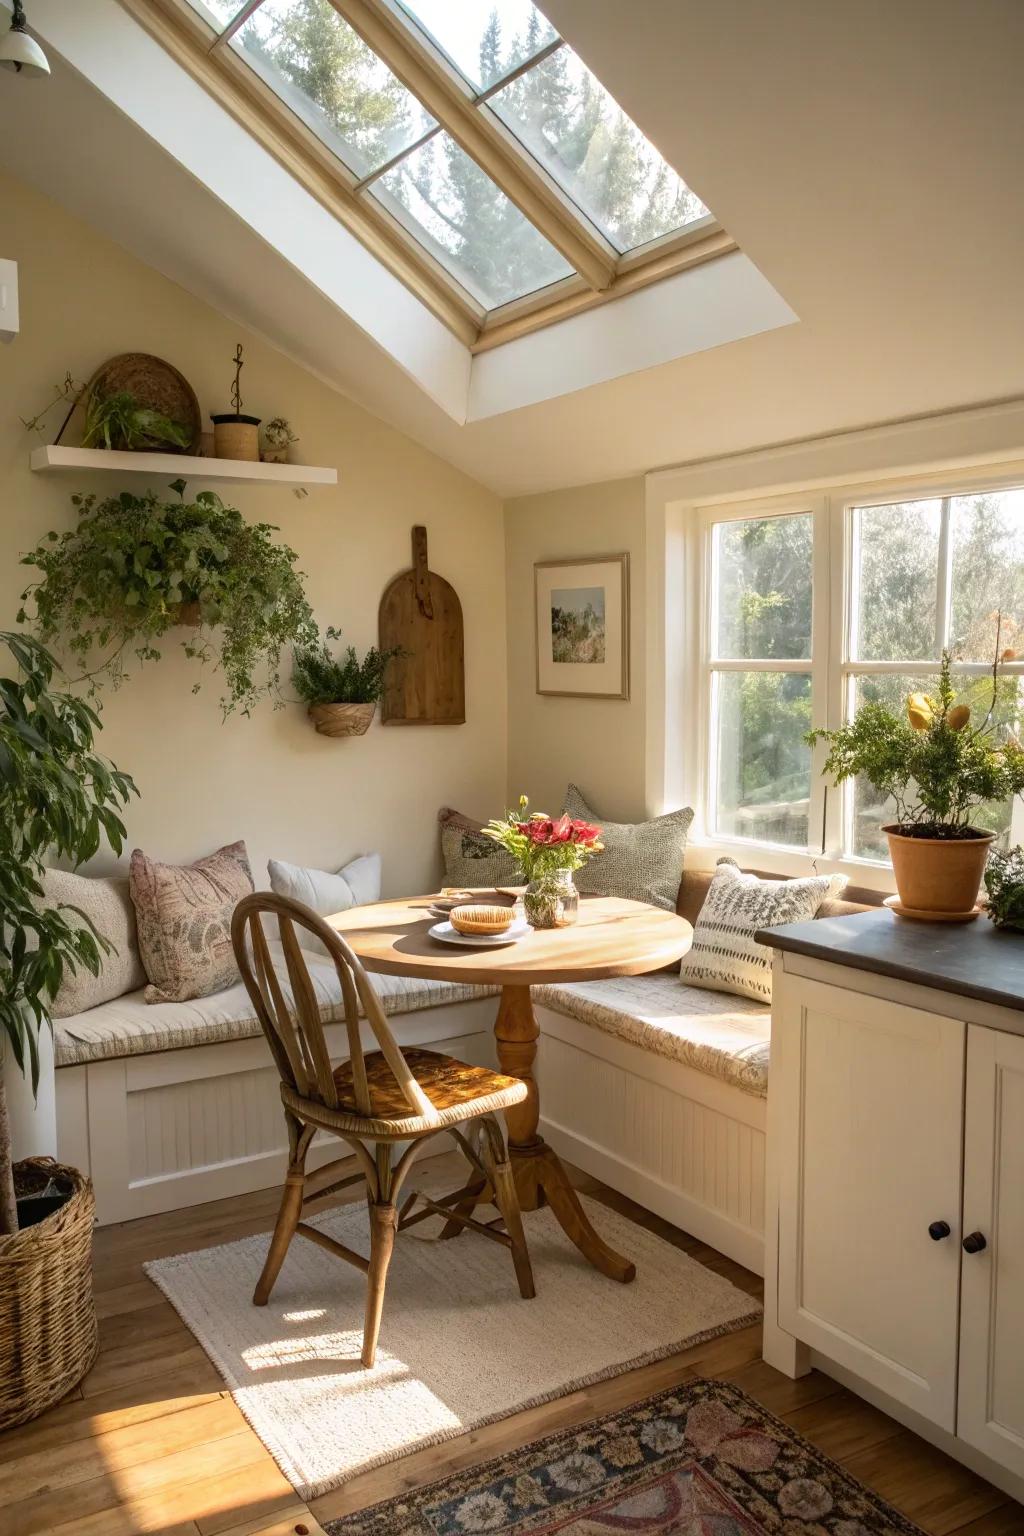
top-left (534, 553), bottom-right (630, 699)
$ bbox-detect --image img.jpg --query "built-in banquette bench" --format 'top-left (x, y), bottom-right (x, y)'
top-left (53, 869), bottom-right (874, 1270)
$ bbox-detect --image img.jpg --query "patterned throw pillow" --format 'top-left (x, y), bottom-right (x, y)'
top-left (130, 841), bottom-right (254, 1004)
top-left (680, 859), bottom-right (848, 1003)
top-left (39, 869), bottom-right (147, 1017)
top-left (267, 852), bottom-right (382, 956)
top-left (564, 784), bottom-right (693, 910)
top-left (438, 806), bottom-right (519, 890)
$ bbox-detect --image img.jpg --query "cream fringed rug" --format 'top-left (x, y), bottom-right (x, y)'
top-left (145, 1196), bottom-right (760, 1501)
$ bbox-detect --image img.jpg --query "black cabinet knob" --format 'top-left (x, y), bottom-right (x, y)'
top-left (928, 1220), bottom-right (951, 1241)
top-left (963, 1231), bottom-right (987, 1255)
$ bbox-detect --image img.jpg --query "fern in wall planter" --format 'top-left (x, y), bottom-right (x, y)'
top-left (19, 481), bottom-right (316, 717)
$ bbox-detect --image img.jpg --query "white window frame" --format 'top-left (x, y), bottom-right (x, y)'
top-left (678, 463), bottom-right (1024, 887)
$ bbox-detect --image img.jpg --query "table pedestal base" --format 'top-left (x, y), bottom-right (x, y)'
top-left (508, 1137), bottom-right (636, 1283)
top-left (493, 982), bottom-right (636, 1284)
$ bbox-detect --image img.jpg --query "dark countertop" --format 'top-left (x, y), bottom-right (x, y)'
top-left (756, 907), bottom-right (1024, 1014)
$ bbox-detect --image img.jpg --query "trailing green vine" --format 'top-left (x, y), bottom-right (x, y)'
top-left (19, 481), bottom-right (316, 717)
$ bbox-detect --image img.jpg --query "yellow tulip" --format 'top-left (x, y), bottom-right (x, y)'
top-left (946, 704), bottom-right (970, 732)
top-left (907, 692), bottom-right (934, 730)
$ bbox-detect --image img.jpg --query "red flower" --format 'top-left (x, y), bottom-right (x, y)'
top-left (515, 815), bottom-right (601, 847)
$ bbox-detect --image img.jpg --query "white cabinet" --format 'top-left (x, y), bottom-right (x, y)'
top-left (958, 1026), bottom-right (1024, 1469)
top-left (774, 976), bottom-right (965, 1430)
top-left (771, 965), bottom-right (1024, 1485)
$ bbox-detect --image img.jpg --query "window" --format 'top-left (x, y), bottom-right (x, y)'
top-left (845, 489), bottom-right (1024, 860)
top-left (696, 481), bottom-right (1024, 868)
top-left (161, 0), bottom-right (726, 342)
top-left (707, 512), bottom-right (815, 850)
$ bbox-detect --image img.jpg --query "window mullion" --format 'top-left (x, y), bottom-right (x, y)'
top-left (472, 39), bottom-right (564, 106)
top-left (213, 0), bottom-right (266, 48)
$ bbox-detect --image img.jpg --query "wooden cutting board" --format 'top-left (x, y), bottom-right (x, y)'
top-left (379, 526), bottom-right (465, 725)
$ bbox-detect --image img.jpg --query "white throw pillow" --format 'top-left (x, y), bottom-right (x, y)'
top-left (680, 859), bottom-right (847, 1004)
top-left (267, 854), bottom-right (382, 955)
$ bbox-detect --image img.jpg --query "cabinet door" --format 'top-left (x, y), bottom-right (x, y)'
top-left (775, 976), bottom-right (965, 1430)
top-left (958, 1025), bottom-right (1024, 1475)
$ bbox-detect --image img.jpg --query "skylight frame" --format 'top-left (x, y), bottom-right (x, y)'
top-left (124, 0), bottom-right (734, 348)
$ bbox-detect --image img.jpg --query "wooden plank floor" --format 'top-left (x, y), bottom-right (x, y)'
top-left (3, 1153), bottom-right (1022, 1536)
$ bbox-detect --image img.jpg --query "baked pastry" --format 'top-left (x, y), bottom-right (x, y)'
top-left (450, 904), bottom-right (514, 936)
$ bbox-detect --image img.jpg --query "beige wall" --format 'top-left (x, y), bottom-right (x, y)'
top-left (1, 171), bottom-right (506, 894)
top-left (504, 478), bottom-right (647, 822)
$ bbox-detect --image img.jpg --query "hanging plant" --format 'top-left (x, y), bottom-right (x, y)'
top-left (19, 480), bottom-right (316, 717)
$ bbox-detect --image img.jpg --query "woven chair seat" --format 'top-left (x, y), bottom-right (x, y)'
top-left (281, 1047), bottom-right (528, 1138)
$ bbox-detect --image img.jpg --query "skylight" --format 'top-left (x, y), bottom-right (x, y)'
top-left (175, 0), bottom-right (724, 340)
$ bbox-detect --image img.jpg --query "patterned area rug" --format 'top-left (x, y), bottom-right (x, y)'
top-left (327, 1379), bottom-right (924, 1536)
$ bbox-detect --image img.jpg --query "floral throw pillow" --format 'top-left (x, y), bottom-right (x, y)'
top-left (680, 859), bottom-right (847, 1004)
top-left (130, 840), bottom-right (254, 1004)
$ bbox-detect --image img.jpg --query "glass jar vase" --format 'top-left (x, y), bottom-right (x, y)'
top-left (523, 868), bottom-right (579, 930)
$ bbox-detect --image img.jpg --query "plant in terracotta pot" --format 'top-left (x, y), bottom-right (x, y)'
top-left (0, 631), bottom-right (136, 1426)
top-left (809, 649), bottom-right (1024, 917)
top-left (20, 481), bottom-right (316, 717)
top-left (482, 795), bottom-right (604, 929)
top-left (293, 626), bottom-right (403, 737)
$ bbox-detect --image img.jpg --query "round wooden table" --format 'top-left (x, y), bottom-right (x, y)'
top-left (327, 894), bottom-right (693, 1283)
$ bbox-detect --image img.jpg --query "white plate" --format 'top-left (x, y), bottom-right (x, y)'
top-left (428, 919), bottom-right (529, 948)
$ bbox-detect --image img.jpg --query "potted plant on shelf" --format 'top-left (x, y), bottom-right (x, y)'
top-left (0, 631), bottom-right (136, 1429)
top-left (984, 846), bottom-right (1024, 931)
top-left (293, 626), bottom-right (402, 737)
top-left (482, 795), bottom-right (603, 929)
top-left (261, 417), bottom-right (298, 464)
top-left (210, 343), bottom-right (261, 462)
top-left (809, 646), bottom-right (1024, 918)
top-left (19, 481), bottom-right (316, 717)
top-left (81, 389), bottom-right (192, 453)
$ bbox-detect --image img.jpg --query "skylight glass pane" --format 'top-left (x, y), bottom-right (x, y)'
top-left (184, 0), bottom-right (249, 31)
top-left (229, 0), bottom-right (437, 180)
top-left (489, 48), bottom-right (709, 253)
top-left (396, 0), bottom-right (558, 91)
top-left (371, 132), bottom-right (572, 308)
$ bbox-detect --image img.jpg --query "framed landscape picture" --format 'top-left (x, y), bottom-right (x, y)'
top-left (534, 554), bottom-right (629, 699)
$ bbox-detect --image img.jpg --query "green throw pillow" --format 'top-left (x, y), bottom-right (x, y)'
top-left (564, 784), bottom-right (693, 910)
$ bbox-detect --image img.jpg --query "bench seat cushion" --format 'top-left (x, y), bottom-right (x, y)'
top-left (534, 974), bottom-right (771, 1097)
top-left (54, 942), bottom-right (497, 1067)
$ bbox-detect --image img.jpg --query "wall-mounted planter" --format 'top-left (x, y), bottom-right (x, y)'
top-left (308, 701), bottom-right (376, 738)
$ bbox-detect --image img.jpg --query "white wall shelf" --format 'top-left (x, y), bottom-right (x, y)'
top-left (30, 445), bottom-right (337, 488)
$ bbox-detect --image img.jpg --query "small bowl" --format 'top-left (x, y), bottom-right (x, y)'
top-left (450, 904), bottom-right (515, 937)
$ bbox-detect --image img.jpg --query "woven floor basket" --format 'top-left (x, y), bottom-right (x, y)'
top-left (0, 1157), bottom-right (98, 1431)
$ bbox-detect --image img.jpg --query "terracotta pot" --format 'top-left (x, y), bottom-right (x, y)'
top-left (308, 701), bottom-right (376, 738)
top-left (211, 414), bottom-right (261, 462)
top-left (883, 824), bottom-right (994, 916)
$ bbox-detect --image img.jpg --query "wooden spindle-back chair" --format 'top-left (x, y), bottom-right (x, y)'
top-left (231, 892), bottom-right (535, 1368)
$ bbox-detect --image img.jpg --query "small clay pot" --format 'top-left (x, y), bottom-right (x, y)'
top-left (883, 824), bottom-right (994, 917)
top-left (211, 413), bottom-right (261, 462)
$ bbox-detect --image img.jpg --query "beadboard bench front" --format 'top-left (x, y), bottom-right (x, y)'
top-left (56, 998), bottom-right (500, 1225)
